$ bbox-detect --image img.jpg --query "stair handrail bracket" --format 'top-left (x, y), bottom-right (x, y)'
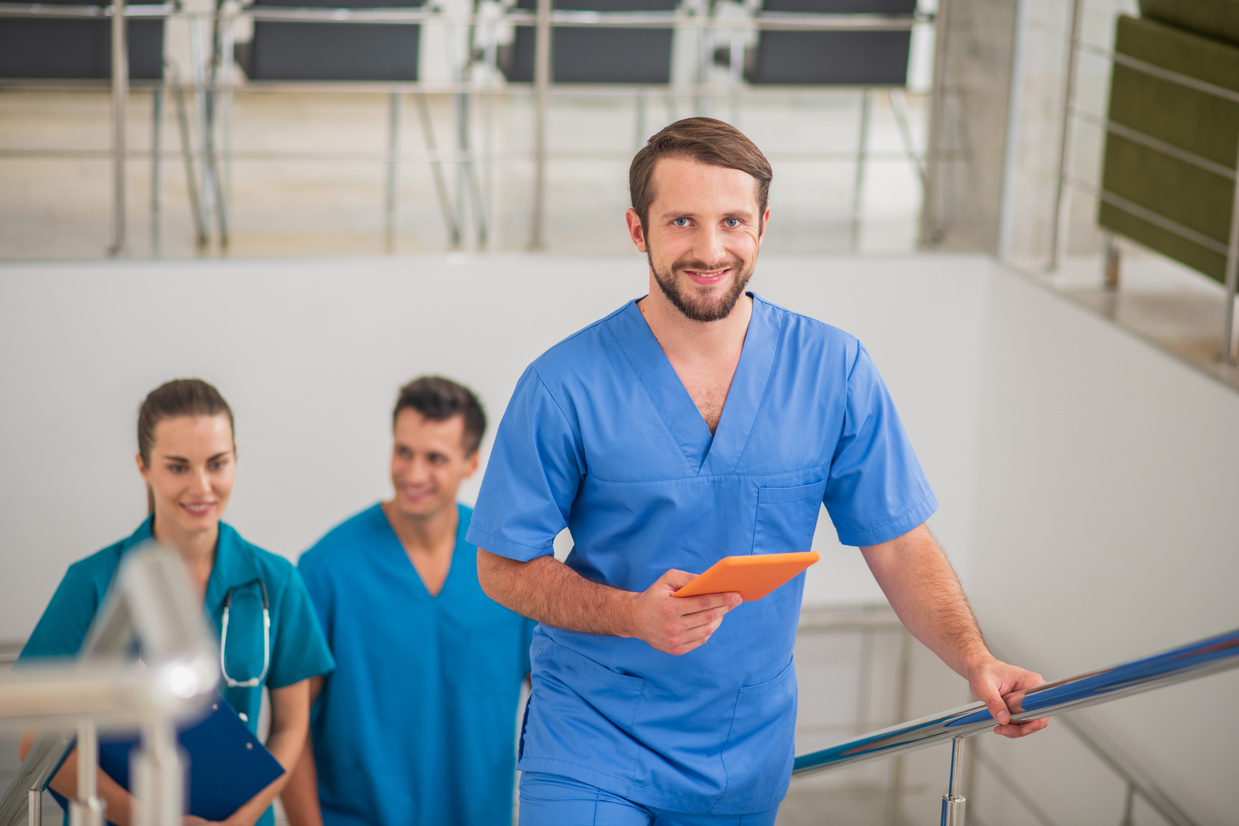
top-left (0, 543), bottom-right (221, 826)
top-left (793, 627), bottom-right (1239, 776)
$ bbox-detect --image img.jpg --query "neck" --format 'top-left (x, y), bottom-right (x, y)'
top-left (381, 500), bottom-right (459, 557)
top-left (639, 287), bottom-right (753, 363)
top-left (150, 515), bottom-right (217, 583)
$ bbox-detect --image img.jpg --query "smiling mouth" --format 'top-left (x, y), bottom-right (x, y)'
top-left (181, 502), bottom-right (215, 516)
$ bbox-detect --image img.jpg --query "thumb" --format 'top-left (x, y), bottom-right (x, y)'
top-left (656, 568), bottom-right (697, 591)
top-left (980, 688), bottom-right (1011, 725)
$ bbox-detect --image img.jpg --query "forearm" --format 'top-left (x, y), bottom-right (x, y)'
top-left (477, 550), bottom-right (638, 636)
top-left (861, 524), bottom-right (992, 678)
top-left (223, 681), bottom-right (311, 826)
top-left (47, 749), bottom-right (135, 826)
top-left (279, 730), bottom-right (323, 826)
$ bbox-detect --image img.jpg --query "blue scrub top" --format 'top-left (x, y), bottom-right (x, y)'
top-left (299, 503), bottom-right (534, 826)
top-left (19, 516), bottom-right (336, 826)
top-left (468, 294), bottom-right (937, 814)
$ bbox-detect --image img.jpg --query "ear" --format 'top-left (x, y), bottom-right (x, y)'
top-left (463, 450), bottom-right (480, 479)
top-left (625, 208), bottom-right (648, 253)
top-left (135, 452), bottom-right (151, 485)
top-left (758, 205), bottom-right (771, 246)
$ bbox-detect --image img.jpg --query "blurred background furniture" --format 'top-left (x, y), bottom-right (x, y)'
top-left (0, 0), bottom-right (207, 254)
top-left (1097, 0), bottom-right (1239, 359)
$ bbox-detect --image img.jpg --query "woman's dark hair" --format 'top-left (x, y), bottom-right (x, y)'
top-left (138, 379), bottom-right (234, 513)
top-left (393, 376), bottom-right (486, 457)
top-left (629, 117), bottom-right (773, 233)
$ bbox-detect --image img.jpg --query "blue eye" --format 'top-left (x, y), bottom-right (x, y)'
top-left (673, 217), bottom-right (690, 227)
top-left (725, 218), bottom-right (741, 228)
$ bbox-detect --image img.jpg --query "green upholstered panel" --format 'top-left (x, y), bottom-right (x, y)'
top-left (1099, 15), bottom-right (1239, 284)
top-left (1141, 0), bottom-right (1239, 49)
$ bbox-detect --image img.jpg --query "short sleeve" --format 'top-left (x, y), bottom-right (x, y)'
top-left (18, 561), bottom-right (105, 663)
top-left (267, 563), bottom-right (335, 689)
top-left (467, 366), bottom-right (585, 561)
top-left (297, 552), bottom-right (334, 652)
top-left (823, 343), bottom-right (938, 547)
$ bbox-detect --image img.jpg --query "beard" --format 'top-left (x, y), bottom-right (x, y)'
top-left (648, 251), bottom-right (755, 323)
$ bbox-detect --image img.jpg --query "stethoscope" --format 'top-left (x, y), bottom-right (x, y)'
top-left (219, 578), bottom-right (270, 688)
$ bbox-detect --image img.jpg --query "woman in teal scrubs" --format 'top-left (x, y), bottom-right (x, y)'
top-left (19, 378), bottom-right (334, 826)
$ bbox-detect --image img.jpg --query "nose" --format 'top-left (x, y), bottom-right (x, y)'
top-left (695, 224), bottom-right (726, 267)
top-left (190, 466), bottom-right (212, 496)
top-left (405, 456), bottom-right (432, 484)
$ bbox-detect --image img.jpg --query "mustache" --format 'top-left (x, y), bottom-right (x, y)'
top-left (674, 258), bottom-right (741, 273)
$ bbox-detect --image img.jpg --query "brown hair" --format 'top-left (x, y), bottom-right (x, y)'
top-left (138, 379), bottom-right (234, 513)
top-left (393, 376), bottom-right (486, 457)
top-left (629, 117), bottom-right (773, 233)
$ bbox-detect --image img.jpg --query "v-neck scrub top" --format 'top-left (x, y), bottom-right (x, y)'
top-left (467, 294), bottom-right (938, 815)
top-left (298, 503), bottom-right (534, 826)
top-left (19, 516), bottom-right (335, 826)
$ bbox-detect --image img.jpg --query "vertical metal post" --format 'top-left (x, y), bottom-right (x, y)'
top-left (414, 93), bottom-right (461, 247)
top-left (28, 787), bottom-right (42, 826)
top-left (890, 88), bottom-right (927, 190)
top-left (920, 0), bottom-right (951, 246)
top-left (132, 717), bottom-right (183, 826)
top-left (1119, 782), bottom-right (1136, 826)
top-left (151, 87), bottom-right (163, 257)
top-left (170, 62), bottom-right (208, 249)
top-left (108, 0), bottom-right (129, 257)
top-left (852, 90), bottom-right (871, 252)
top-left (528, 0), bottom-right (551, 250)
top-left (940, 735), bottom-right (967, 826)
top-left (1104, 231), bottom-right (1121, 290)
top-left (885, 629), bottom-right (913, 826)
top-left (1049, 0), bottom-right (1085, 272)
top-left (386, 91), bottom-right (403, 254)
top-left (70, 721), bottom-right (104, 826)
top-left (1219, 136), bottom-right (1239, 363)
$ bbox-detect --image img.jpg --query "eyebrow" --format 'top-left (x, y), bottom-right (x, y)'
top-left (161, 452), bottom-right (231, 462)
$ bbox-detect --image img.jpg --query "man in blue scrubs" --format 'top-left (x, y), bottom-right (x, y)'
top-left (282, 377), bottom-right (535, 826)
top-left (468, 118), bottom-right (1049, 825)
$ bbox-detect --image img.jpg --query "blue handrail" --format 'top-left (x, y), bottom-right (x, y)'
top-left (793, 627), bottom-right (1239, 776)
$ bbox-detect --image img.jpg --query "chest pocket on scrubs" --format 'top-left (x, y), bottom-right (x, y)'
top-left (751, 480), bottom-right (827, 556)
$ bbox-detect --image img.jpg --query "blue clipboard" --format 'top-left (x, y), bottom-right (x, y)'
top-left (51, 695), bottom-right (285, 824)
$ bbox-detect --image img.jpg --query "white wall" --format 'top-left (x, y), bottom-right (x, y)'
top-left (966, 266), bottom-right (1239, 825)
top-left (0, 253), bottom-right (987, 641)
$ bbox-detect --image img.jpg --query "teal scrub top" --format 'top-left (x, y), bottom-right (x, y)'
top-left (19, 516), bottom-right (336, 826)
top-left (299, 503), bottom-right (534, 826)
top-left (468, 294), bottom-right (938, 814)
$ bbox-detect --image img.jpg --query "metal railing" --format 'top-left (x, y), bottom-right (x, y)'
top-left (1049, 0), bottom-right (1239, 364)
top-left (0, 0), bottom-right (936, 256)
top-left (0, 544), bottom-right (219, 826)
top-left (792, 626), bottom-right (1238, 824)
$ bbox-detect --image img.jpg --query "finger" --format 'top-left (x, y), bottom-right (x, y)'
top-left (972, 682), bottom-right (1012, 725)
top-left (679, 592), bottom-right (743, 612)
top-left (677, 605), bottom-right (733, 636)
top-left (993, 717), bottom-right (1050, 739)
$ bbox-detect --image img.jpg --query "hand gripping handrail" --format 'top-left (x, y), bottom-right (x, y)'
top-left (0, 543), bottom-right (219, 826)
top-left (793, 627), bottom-right (1239, 778)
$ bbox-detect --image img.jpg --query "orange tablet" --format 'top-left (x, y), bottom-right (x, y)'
top-left (672, 552), bottom-right (820, 601)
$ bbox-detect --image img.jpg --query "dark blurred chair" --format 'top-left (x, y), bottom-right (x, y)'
top-left (230, 0), bottom-right (475, 248)
top-left (0, 0), bottom-right (207, 253)
top-left (503, 0), bottom-right (679, 85)
top-left (744, 0), bottom-right (915, 87)
top-left (737, 0), bottom-right (923, 248)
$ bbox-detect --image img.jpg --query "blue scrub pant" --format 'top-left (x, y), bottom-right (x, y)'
top-left (518, 772), bottom-right (781, 826)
